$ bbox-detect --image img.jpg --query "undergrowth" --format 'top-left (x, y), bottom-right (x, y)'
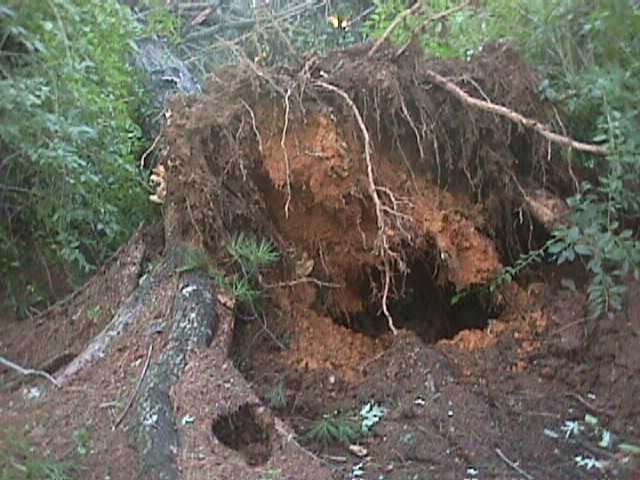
top-left (177, 234), bottom-right (280, 309)
top-left (305, 402), bottom-right (386, 449)
top-left (0, 0), bottom-right (155, 307)
top-left (0, 435), bottom-right (77, 480)
top-left (305, 411), bottom-right (361, 449)
top-left (366, 0), bottom-right (640, 317)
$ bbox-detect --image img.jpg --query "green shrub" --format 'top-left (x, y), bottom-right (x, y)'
top-left (141, 0), bottom-right (182, 41)
top-left (0, 1), bottom-right (154, 283)
top-left (268, 380), bottom-right (287, 409)
top-left (363, 0), bottom-right (519, 59)
top-left (517, 0), bottom-right (640, 316)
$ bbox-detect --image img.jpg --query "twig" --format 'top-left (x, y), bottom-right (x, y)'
top-left (550, 317), bottom-right (586, 336)
top-left (368, 1), bottom-right (423, 58)
top-left (179, 2), bottom-right (219, 11)
top-left (422, 69), bottom-right (608, 156)
top-left (114, 342), bottom-right (153, 429)
top-left (140, 131), bottom-right (163, 169)
top-left (264, 8), bottom-right (298, 59)
top-left (396, 2), bottom-right (469, 58)
top-left (359, 349), bottom-right (387, 371)
top-left (257, 314), bottom-right (287, 351)
top-left (495, 448), bottom-right (534, 480)
top-left (551, 104), bottom-right (580, 192)
top-left (265, 277), bottom-right (341, 289)
top-left (565, 392), bottom-right (614, 417)
top-left (0, 355), bottom-right (61, 388)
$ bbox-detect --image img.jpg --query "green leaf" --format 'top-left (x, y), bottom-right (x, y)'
top-left (548, 241), bottom-right (565, 254)
top-left (574, 244), bottom-right (592, 256)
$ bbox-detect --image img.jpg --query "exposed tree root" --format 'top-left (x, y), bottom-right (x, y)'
top-left (315, 80), bottom-right (408, 335)
top-left (421, 68), bottom-right (608, 156)
top-left (0, 29), bottom-right (611, 480)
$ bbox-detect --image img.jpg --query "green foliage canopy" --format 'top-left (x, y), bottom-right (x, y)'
top-left (0, 1), bottom-right (154, 281)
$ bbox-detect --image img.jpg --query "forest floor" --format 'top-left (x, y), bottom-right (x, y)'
top-left (1, 42), bottom-right (639, 480)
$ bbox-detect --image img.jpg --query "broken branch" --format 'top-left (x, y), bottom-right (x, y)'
top-left (368, 1), bottom-right (423, 58)
top-left (495, 448), bottom-right (534, 480)
top-left (396, 2), bottom-right (470, 58)
top-left (0, 355), bottom-right (61, 389)
top-left (422, 69), bottom-right (608, 156)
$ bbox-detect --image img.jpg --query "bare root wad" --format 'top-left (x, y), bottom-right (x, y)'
top-left (160, 40), bottom-right (577, 342)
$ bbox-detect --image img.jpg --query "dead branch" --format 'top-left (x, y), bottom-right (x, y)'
top-left (140, 131), bottom-right (163, 169)
top-left (114, 342), bottom-right (153, 429)
top-left (422, 69), bottom-right (609, 156)
top-left (0, 355), bottom-right (61, 389)
top-left (495, 448), bottom-right (535, 480)
top-left (263, 8), bottom-right (298, 59)
top-left (565, 391), bottom-right (615, 418)
top-left (396, 2), bottom-right (469, 58)
top-left (265, 277), bottom-right (341, 289)
top-left (368, 1), bottom-right (423, 58)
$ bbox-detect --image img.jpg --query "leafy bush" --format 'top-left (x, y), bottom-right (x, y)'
top-left (363, 0), bottom-right (518, 59)
top-left (516, 1), bottom-right (640, 316)
top-left (141, 0), bottom-right (182, 41)
top-left (0, 1), bottom-right (154, 284)
top-left (365, 0), bottom-right (640, 316)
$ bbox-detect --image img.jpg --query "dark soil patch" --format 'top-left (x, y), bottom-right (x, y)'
top-left (211, 404), bottom-right (273, 466)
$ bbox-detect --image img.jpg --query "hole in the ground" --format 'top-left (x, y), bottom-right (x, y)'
top-left (211, 404), bottom-right (273, 466)
top-left (334, 257), bottom-right (499, 342)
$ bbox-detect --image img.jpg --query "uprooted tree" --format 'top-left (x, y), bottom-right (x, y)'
top-left (2, 38), bottom-right (609, 478)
